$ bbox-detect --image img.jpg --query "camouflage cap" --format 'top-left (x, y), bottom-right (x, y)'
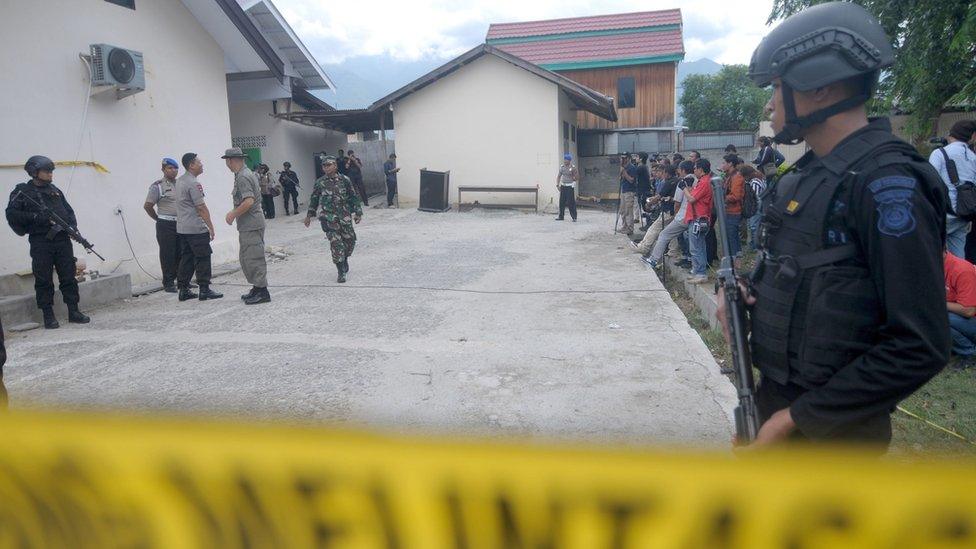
top-left (321, 155), bottom-right (337, 165)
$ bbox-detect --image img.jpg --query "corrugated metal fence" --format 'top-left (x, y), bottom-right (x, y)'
top-left (679, 131), bottom-right (755, 151)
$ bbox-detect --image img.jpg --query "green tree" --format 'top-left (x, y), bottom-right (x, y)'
top-left (679, 65), bottom-right (772, 132)
top-left (768, 0), bottom-right (976, 142)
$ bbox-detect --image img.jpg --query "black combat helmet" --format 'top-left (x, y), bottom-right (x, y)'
top-left (748, 1), bottom-right (894, 144)
top-left (24, 155), bottom-right (55, 177)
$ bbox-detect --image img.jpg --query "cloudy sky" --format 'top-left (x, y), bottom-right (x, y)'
top-left (274, 0), bottom-right (777, 65)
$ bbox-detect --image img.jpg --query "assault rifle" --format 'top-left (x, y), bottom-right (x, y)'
top-left (710, 178), bottom-right (760, 443)
top-left (14, 190), bottom-right (105, 261)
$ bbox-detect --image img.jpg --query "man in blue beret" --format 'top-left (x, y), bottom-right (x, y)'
top-left (144, 157), bottom-right (183, 292)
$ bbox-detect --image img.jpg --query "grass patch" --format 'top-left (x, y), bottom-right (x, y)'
top-left (662, 264), bottom-right (976, 457)
top-left (663, 275), bottom-right (731, 371)
top-left (891, 369), bottom-right (976, 457)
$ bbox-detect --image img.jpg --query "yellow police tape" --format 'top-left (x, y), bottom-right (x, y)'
top-left (0, 161), bottom-right (110, 174)
top-left (0, 411), bottom-right (974, 549)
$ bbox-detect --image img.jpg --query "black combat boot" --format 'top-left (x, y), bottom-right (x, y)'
top-left (198, 285), bottom-right (224, 301)
top-left (241, 286), bottom-right (257, 300)
top-left (341, 259), bottom-right (349, 274)
top-left (244, 287), bottom-right (271, 305)
top-left (163, 284), bottom-right (177, 293)
top-left (336, 263), bottom-right (346, 284)
top-left (67, 304), bottom-right (91, 324)
top-left (178, 287), bottom-right (198, 301)
top-left (42, 307), bottom-right (59, 329)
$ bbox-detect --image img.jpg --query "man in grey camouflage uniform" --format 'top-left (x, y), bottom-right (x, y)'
top-left (222, 148), bottom-right (270, 305)
top-left (303, 156), bottom-right (363, 283)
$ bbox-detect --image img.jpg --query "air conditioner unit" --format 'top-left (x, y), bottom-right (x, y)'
top-left (90, 43), bottom-right (145, 99)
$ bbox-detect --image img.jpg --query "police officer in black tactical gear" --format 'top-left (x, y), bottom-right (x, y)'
top-left (5, 156), bottom-right (92, 329)
top-left (718, 2), bottom-right (949, 448)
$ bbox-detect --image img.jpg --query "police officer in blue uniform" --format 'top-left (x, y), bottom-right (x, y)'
top-left (728, 2), bottom-right (949, 448)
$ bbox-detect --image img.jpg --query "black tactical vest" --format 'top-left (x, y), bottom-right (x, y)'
top-left (750, 122), bottom-right (946, 388)
top-left (8, 182), bottom-right (73, 237)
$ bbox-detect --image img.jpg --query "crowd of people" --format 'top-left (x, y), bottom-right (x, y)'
top-left (588, 146), bottom-right (777, 284)
top-left (602, 118), bottom-right (976, 373)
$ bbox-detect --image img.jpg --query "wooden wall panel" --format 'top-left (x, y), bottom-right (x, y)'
top-left (559, 63), bottom-right (676, 130)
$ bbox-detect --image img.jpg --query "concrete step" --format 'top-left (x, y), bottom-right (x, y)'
top-left (0, 273), bottom-right (131, 331)
top-left (0, 272), bottom-right (36, 297)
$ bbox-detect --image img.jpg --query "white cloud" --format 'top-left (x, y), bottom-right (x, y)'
top-left (273, 0), bottom-right (775, 65)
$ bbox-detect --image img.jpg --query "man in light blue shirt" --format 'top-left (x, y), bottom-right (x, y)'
top-left (929, 120), bottom-right (976, 257)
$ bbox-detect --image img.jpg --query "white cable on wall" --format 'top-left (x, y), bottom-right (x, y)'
top-left (118, 210), bottom-right (160, 281)
top-left (66, 54), bottom-right (95, 192)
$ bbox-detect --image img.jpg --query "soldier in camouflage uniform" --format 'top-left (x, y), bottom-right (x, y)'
top-left (304, 156), bottom-right (363, 283)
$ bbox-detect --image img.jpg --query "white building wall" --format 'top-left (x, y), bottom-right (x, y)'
top-left (228, 100), bottom-right (347, 212)
top-left (0, 0), bottom-right (237, 283)
top-left (393, 55), bottom-right (561, 210)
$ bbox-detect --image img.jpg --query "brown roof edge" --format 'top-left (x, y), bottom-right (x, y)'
top-left (367, 44), bottom-right (617, 122)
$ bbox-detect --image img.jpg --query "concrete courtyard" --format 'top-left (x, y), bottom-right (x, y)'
top-left (2, 207), bottom-right (737, 447)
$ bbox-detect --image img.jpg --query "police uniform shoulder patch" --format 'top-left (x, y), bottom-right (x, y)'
top-left (868, 175), bottom-right (916, 237)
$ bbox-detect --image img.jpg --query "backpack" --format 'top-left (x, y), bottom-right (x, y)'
top-left (741, 178), bottom-right (760, 218)
top-left (772, 148), bottom-right (786, 167)
top-left (939, 147), bottom-right (976, 222)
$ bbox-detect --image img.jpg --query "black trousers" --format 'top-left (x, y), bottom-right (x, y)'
top-left (558, 185), bottom-right (577, 220)
top-left (756, 377), bottom-right (892, 447)
top-left (177, 232), bottom-right (212, 288)
top-left (706, 222), bottom-right (718, 265)
top-left (261, 194), bottom-right (276, 219)
top-left (351, 174), bottom-right (368, 205)
top-left (282, 185), bottom-right (299, 214)
top-left (155, 219), bottom-right (181, 288)
top-left (29, 235), bottom-right (79, 309)
top-left (386, 181), bottom-right (397, 206)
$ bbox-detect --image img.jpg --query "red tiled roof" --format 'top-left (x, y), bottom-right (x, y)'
top-left (494, 29), bottom-right (684, 65)
top-left (486, 9), bottom-right (681, 40)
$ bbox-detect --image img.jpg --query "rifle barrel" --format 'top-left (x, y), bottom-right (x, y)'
top-left (710, 178), bottom-right (760, 443)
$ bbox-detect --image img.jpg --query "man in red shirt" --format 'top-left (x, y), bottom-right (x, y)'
top-left (945, 251), bottom-right (976, 368)
top-left (685, 159), bottom-right (714, 282)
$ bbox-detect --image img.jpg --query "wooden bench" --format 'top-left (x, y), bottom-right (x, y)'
top-left (457, 186), bottom-right (539, 213)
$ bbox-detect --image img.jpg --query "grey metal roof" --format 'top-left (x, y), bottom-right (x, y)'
top-left (275, 109), bottom-right (394, 133)
top-left (242, 0), bottom-right (335, 90)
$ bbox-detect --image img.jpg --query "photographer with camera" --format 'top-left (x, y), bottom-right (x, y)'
top-left (684, 159), bottom-right (714, 283)
top-left (643, 160), bottom-right (695, 269)
top-left (636, 153), bottom-right (653, 228)
top-left (929, 120), bottom-right (976, 258)
top-left (631, 164), bottom-right (675, 256)
top-left (615, 154), bottom-right (638, 235)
